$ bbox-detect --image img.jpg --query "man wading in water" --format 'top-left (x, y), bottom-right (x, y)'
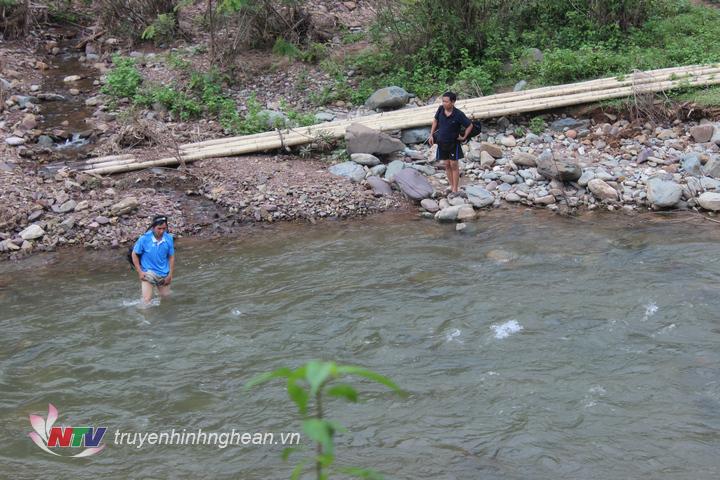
top-left (428, 91), bottom-right (473, 196)
top-left (131, 215), bottom-right (175, 304)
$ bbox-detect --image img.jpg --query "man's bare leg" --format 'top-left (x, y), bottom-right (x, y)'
top-left (141, 280), bottom-right (153, 304)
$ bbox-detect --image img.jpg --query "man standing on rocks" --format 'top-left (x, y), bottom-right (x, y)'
top-left (131, 215), bottom-right (175, 304)
top-left (428, 91), bottom-right (473, 195)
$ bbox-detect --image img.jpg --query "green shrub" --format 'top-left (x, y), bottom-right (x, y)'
top-left (102, 56), bottom-right (143, 99)
top-left (529, 116), bottom-right (546, 135)
top-left (141, 12), bottom-right (177, 44)
top-left (135, 85), bottom-right (202, 121)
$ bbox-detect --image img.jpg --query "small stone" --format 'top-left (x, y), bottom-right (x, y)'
top-left (698, 192), bottom-right (720, 211)
top-left (74, 200), bottom-right (89, 211)
top-left (350, 153), bottom-right (381, 166)
top-left (20, 224), bottom-right (45, 240)
top-left (513, 152), bottom-right (537, 167)
top-left (58, 200), bottom-right (77, 213)
top-left (5, 136), bottom-right (25, 146)
top-left (421, 198), bottom-right (440, 213)
top-left (63, 75), bottom-right (82, 82)
top-left (479, 142), bottom-right (503, 158)
top-left (110, 197), bottom-right (139, 216)
top-left (588, 179), bottom-right (618, 202)
top-left (566, 129), bottom-right (577, 139)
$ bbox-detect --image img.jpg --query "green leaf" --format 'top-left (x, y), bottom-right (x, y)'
top-left (303, 419), bottom-right (335, 457)
top-left (327, 384), bottom-right (359, 402)
top-left (336, 366), bottom-right (405, 395)
top-left (290, 460), bottom-right (307, 480)
top-left (287, 378), bottom-right (309, 415)
top-left (281, 446), bottom-right (299, 461)
top-left (244, 367), bottom-right (293, 390)
top-left (305, 361), bottom-right (335, 397)
top-left (339, 466), bottom-right (385, 479)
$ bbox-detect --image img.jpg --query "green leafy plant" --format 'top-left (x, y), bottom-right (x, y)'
top-left (273, 37), bottom-right (301, 59)
top-left (141, 12), bottom-right (177, 44)
top-left (101, 56), bottom-right (143, 99)
top-left (529, 116), bottom-right (546, 135)
top-left (513, 126), bottom-right (526, 138)
top-left (135, 84), bottom-right (202, 121)
top-left (247, 361), bottom-right (404, 480)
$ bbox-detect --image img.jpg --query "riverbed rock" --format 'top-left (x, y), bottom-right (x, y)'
top-left (681, 153), bottom-right (704, 177)
top-left (384, 160), bottom-right (406, 182)
top-left (712, 126), bottom-right (720, 146)
top-left (369, 164), bottom-right (386, 177)
top-left (329, 161), bottom-right (366, 182)
top-left (703, 157), bottom-right (720, 178)
top-left (346, 123), bottom-right (405, 155)
top-left (350, 153), bottom-right (381, 166)
top-left (480, 150), bottom-right (495, 168)
top-left (394, 168), bottom-right (433, 201)
top-left (536, 151), bottom-right (582, 182)
top-left (690, 124), bottom-right (715, 143)
top-left (513, 152), bottom-right (537, 167)
top-left (420, 198), bottom-right (440, 213)
top-left (588, 179), bottom-right (618, 202)
top-left (465, 185), bottom-right (495, 208)
top-left (697, 192), bottom-right (720, 211)
top-left (479, 142), bottom-right (503, 159)
top-left (435, 205), bottom-right (473, 222)
top-left (20, 224), bottom-right (45, 240)
top-left (366, 176), bottom-right (393, 196)
top-left (58, 200), bottom-right (77, 213)
top-left (513, 80), bottom-right (527, 92)
top-left (365, 86), bottom-right (411, 110)
top-left (647, 176), bottom-right (682, 208)
top-left (550, 118), bottom-right (589, 131)
top-left (637, 148), bottom-right (653, 164)
top-left (5, 136), bottom-right (25, 146)
top-left (401, 127), bottom-right (431, 145)
top-left (110, 197), bottom-right (139, 216)
top-left (63, 75), bottom-right (82, 82)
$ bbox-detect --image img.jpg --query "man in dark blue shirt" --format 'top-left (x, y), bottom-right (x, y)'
top-left (428, 91), bottom-right (473, 195)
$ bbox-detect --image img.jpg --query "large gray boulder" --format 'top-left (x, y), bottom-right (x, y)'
top-left (401, 127), bottom-right (431, 145)
top-left (366, 176), bottom-right (393, 196)
top-left (329, 161), bottom-right (366, 182)
top-left (681, 153), bottom-right (704, 177)
top-left (703, 156), bottom-right (720, 178)
top-left (365, 86), bottom-right (411, 110)
top-left (536, 150), bottom-right (582, 182)
top-left (647, 176), bottom-right (682, 208)
top-left (346, 123), bottom-right (405, 155)
top-left (394, 168), bottom-right (433, 201)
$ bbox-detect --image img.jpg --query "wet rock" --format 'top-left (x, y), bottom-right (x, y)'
top-left (394, 168), bottom-right (433, 201)
top-left (366, 176), bottom-right (393, 196)
top-left (5, 136), bottom-right (25, 146)
top-left (534, 194), bottom-right (556, 205)
top-left (401, 127), bottom-right (431, 145)
top-left (63, 75), bottom-right (82, 82)
top-left (457, 206), bottom-right (477, 221)
top-left (465, 186), bottom-right (494, 208)
top-left (698, 192), bottom-right (720, 211)
top-left (329, 161), bottom-right (365, 182)
top-left (20, 224), bottom-right (45, 240)
top-left (350, 153), bottom-right (381, 166)
top-left (435, 205), bottom-right (473, 222)
top-left (505, 192), bottom-right (522, 202)
top-left (37, 135), bottom-right (54, 147)
top-left (536, 150), bottom-right (582, 182)
top-left (588, 179), bottom-right (618, 202)
top-left (647, 176), bottom-right (682, 208)
top-left (0, 240), bottom-right (20, 252)
top-left (110, 197), bottom-right (139, 216)
top-left (37, 93), bottom-right (66, 101)
top-left (346, 123), bottom-right (405, 155)
top-left (365, 86), bottom-right (411, 110)
top-left (384, 160), bottom-right (406, 182)
top-left (690, 124), bottom-right (715, 143)
top-left (421, 198), bottom-right (440, 213)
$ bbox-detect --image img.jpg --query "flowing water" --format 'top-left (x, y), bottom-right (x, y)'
top-left (1, 211), bottom-right (720, 479)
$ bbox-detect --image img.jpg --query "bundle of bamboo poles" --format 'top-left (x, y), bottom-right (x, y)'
top-left (79, 64), bottom-right (720, 175)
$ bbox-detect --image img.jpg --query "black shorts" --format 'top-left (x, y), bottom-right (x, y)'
top-left (436, 142), bottom-right (464, 161)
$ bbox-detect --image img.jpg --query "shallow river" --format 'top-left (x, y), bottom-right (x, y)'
top-left (1, 211), bottom-right (720, 479)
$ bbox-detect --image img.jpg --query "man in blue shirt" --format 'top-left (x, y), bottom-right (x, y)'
top-left (428, 91), bottom-right (473, 195)
top-left (131, 215), bottom-right (175, 304)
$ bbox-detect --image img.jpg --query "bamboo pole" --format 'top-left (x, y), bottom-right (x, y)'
top-left (83, 67), bottom-right (720, 175)
top-left (177, 67), bottom-right (720, 154)
top-left (178, 64), bottom-right (720, 152)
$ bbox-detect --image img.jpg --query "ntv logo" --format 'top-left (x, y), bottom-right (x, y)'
top-left (28, 404), bottom-right (106, 457)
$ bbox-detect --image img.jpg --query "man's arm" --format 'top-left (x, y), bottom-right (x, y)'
top-left (459, 122), bottom-right (473, 142)
top-left (428, 118), bottom-right (438, 145)
top-left (131, 251), bottom-right (145, 280)
top-left (164, 255), bottom-right (175, 285)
